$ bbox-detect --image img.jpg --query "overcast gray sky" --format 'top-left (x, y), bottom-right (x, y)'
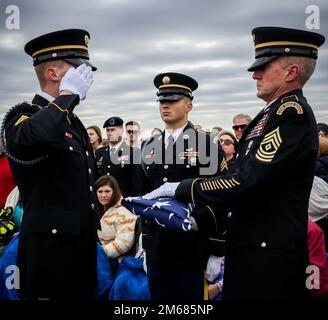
top-left (0, 0), bottom-right (327, 138)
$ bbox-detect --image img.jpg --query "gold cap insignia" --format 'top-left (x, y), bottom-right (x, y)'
top-left (162, 76), bottom-right (170, 84)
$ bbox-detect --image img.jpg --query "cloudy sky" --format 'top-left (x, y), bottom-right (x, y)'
top-left (0, 0), bottom-right (327, 138)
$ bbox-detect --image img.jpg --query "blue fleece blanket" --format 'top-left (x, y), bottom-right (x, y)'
top-left (109, 256), bottom-right (150, 300)
top-left (0, 235), bottom-right (113, 300)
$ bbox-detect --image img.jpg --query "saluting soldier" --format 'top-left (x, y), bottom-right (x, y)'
top-left (95, 117), bottom-right (140, 197)
top-left (144, 27), bottom-right (325, 301)
top-left (140, 72), bottom-right (227, 300)
top-left (2, 29), bottom-right (99, 300)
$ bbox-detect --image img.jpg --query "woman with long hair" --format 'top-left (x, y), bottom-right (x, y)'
top-left (87, 125), bottom-right (103, 154)
top-left (95, 175), bottom-right (137, 268)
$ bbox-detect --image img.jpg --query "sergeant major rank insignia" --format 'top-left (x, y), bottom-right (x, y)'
top-left (255, 127), bottom-right (282, 162)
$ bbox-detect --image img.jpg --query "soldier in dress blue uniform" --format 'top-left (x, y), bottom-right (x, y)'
top-left (144, 27), bottom-right (325, 300)
top-left (140, 72), bottom-right (227, 300)
top-left (95, 117), bottom-right (140, 197)
top-left (3, 29), bottom-right (99, 299)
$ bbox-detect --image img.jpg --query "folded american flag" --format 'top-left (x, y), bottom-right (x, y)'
top-left (122, 197), bottom-right (192, 232)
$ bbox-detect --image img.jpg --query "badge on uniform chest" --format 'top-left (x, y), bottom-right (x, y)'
top-left (245, 113), bottom-right (269, 140)
top-left (97, 156), bottom-right (103, 167)
top-left (145, 149), bottom-right (156, 159)
top-left (178, 149), bottom-right (198, 166)
top-left (118, 155), bottom-right (129, 162)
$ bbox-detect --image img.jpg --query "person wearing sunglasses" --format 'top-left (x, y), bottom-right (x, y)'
top-left (125, 121), bottom-right (142, 148)
top-left (217, 130), bottom-right (237, 173)
top-left (232, 114), bottom-right (252, 140)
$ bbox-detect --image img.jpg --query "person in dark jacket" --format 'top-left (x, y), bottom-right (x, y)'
top-left (3, 29), bottom-right (99, 300)
top-left (144, 27), bottom-right (325, 301)
top-left (95, 117), bottom-right (140, 197)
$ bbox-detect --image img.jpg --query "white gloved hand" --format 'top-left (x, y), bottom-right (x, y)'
top-left (142, 182), bottom-right (180, 200)
top-left (189, 216), bottom-right (198, 231)
top-left (59, 64), bottom-right (93, 100)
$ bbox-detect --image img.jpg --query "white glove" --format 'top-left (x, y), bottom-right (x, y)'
top-left (189, 216), bottom-right (198, 231)
top-left (59, 64), bottom-right (93, 100)
top-left (142, 182), bottom-right (180, 200)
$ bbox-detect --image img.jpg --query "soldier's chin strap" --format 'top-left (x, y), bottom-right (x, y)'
top-left (0, 103), bottom-right (48, 165)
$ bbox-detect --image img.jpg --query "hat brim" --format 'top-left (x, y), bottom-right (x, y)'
top-left (247, 56), bottom-right (279, 72)
top-left (63, 58), bottom-right (97, 71)
top-left (157, 94), bottom-right (188, 102)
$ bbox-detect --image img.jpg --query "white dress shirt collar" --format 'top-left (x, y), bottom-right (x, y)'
top-left (164, 122), bottom-right (188, 144)
top-left (38, 91), bottom-right (55, 102)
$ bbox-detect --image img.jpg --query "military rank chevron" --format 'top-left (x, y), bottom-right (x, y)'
top-left (256, 127), bottom-right (282, 162)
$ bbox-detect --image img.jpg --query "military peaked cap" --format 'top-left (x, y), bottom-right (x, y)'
top-left (248, 26), bottom-right (325, 71)
top-left (24, 29), bottom-right (97, 71)
top-left (154, 72), bottom-right (198, 101)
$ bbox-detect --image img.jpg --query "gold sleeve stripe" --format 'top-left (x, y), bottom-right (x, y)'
top-left (207, 206), bottom-right (217, 233)
top-left (231, 178), bottom-right (240, 185)
top-left (49, 102), bottom-right (71, 125)
top-left (208, 181), bottom-right (215, 190)
top-left (216, 179), bottom-right (224, 189)
top-left (200, 183), bottom-right (205, 191)
top-left (15, 115), bottom-right (29, 126)
top-left (229, 179), bottom-right (236, 187)
top-left (213, 180), bottom-right (221, 189)
top-left (191, 178), bottom-right (202, 205)
top-left (220, 179), bottom-right (228, 189)
top-left (224, 179), bottom-right (233, 188)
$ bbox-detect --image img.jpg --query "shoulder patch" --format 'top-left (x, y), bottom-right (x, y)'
top-left (276, 101), bottom-right (303, 116)
top-left (256, 127), bottom-right (282, 163)
top-left (280, 95), bottom-right (299, 103)
top-left (14, 115), bottom-right (30, 126)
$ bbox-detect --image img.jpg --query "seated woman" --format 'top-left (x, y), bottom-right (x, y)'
top-left (95, 175), bottom-right (137, 271)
